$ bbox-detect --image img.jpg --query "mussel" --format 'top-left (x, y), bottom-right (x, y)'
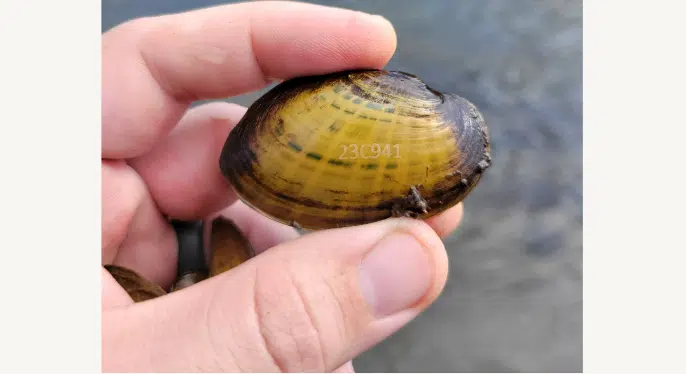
top-left (220, 69), bottom-right (491, 230)
top-left (107, 69), bottom-right (492, 301)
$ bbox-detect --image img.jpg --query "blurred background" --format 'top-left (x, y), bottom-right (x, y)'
top-left (102, 0), bottom-right (582, 372)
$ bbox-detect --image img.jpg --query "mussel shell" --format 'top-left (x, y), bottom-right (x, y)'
top-left (219, 70), bottom-right (491, 230)
top-left (209, 217), bottom-right (256, 275)
top-left (104, 264), bottom-right (167, 302)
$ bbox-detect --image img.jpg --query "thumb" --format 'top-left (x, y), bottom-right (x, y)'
top-left (102, 218), bottom-right (449, 372)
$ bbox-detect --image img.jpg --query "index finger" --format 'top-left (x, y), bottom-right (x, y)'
top-left (102, 1), bottom-right (397, 159)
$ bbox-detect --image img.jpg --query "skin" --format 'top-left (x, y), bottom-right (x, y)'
top-left (102, 1), bottom-right (464, 372)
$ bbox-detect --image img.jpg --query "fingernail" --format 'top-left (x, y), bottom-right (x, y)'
top-left (359, 232), bottom-right (432, 317)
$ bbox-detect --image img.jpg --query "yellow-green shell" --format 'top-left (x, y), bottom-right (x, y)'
top-left (219, 70), bottom-right (491, 230)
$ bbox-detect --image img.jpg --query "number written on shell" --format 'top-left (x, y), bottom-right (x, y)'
top-left (338, 144), bottom-right (400, 160)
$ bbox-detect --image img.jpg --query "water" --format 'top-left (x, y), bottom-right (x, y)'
top-left (102, 1), bottom-right (582, 372)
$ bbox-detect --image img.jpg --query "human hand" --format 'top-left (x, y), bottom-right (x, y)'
top-left (102, 2), bottom-right (464, 372)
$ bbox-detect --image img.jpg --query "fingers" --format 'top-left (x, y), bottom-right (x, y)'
top-left (425, 203), bottom-right (465, 238)
top-left (127, 102), bottom-right (247, 219)
top-left (102, 1), bottom-right (397, 159)
top-left (102, 267), bottom-right (135, 309)
top-left (102, 218), bottom-right (448, 372)
top-left (334, 361), bottom-right (356, 373)
top-left (101, 159), bottom-right (144, 262)
top-left (102, 160), bottom-right (177, 288)
top-left (216, 200), bottom-right (300, 255)
top-left (219, 200), bottom-right (464, 253)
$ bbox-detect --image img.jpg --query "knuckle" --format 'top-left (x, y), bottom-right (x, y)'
top-left (101, 161), bottom-right (146, 255)
top-left (251, 263), bottom-right (328, 372)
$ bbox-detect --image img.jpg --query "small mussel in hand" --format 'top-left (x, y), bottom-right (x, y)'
top-left (219, 69), bottom-right (491, 230)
